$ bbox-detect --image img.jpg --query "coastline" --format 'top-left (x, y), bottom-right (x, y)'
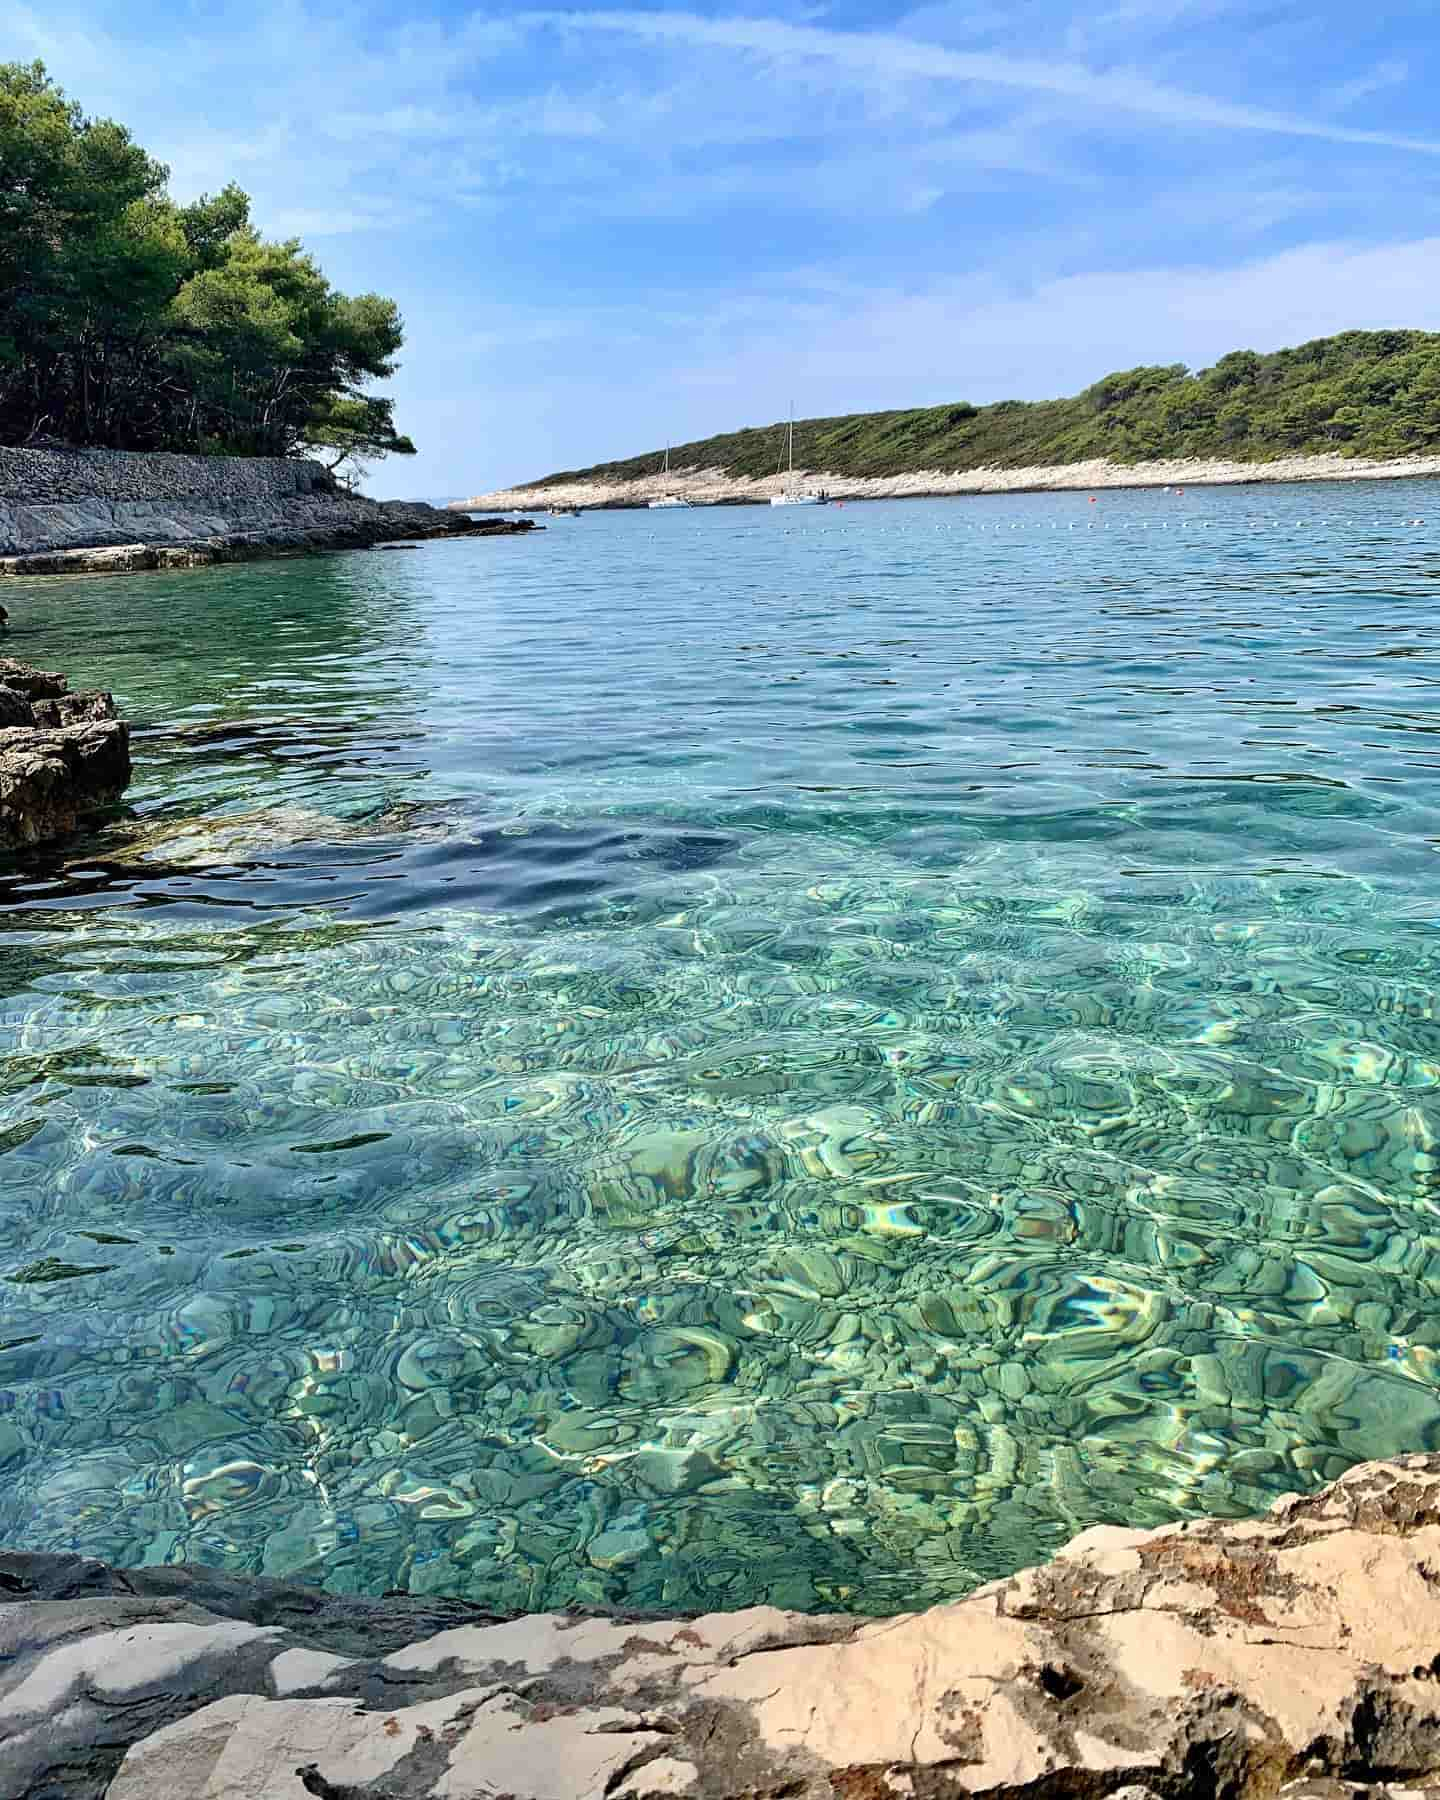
top-left (0, 447), bottom-right (538, 575)
top-left (8, 1456), bottom-right (1440, 1799)
top-left (456, 448), bottom-right (1440, 512)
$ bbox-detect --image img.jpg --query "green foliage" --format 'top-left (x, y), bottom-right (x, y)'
top-left (0, 62), bottom-right (413, 469)
top-left (303, 395), bottom-right (416, 487)
top-left (538, 331), bottom-right (1440, 487)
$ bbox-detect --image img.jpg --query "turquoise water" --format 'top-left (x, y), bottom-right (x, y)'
top-left (3, 482), bottom-right (1440, 1613)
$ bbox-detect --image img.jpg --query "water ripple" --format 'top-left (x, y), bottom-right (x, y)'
top-left (2, 485), bottom-right (1440, 1612)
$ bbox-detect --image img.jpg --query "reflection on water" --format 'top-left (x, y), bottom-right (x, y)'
top-left (4, 485), bottom-right (1440, 1612)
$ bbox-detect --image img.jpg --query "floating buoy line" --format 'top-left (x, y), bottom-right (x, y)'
top-left (747, 513), bottom-right (1428, 536)
top-left (716, 508), bottom-right (1432, 544)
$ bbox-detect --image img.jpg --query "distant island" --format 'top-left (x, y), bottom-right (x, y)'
top-left (458, 330), bottom-right (1440, 510)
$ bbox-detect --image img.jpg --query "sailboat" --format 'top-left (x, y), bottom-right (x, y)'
top-left (648, 445), bottom-right (692, 509)
top-left (770, 411), bottom-right (829, 507)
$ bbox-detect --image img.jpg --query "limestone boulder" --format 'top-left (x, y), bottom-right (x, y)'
top-left (0, 685), bottom-right (33, 727)
top-left (31, 688), bottom-right (117, 726)
top-left (0, 660), bottom-right (130, 846)
top-left (0, 720), bottom-right (131, 845)
top-left (0, 659), bottom-right (70, 700)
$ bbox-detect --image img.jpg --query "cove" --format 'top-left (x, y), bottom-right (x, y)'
top-left (2, 482), bottom-right (1440, 1617)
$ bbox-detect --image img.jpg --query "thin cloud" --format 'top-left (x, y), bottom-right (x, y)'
top-left (515, 10), bottom-right (1440, 156)
top-left (1330, 59), bottom-right (1409, 113)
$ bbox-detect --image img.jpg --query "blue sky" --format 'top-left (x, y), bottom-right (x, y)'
top-left (10, 1), bottom-right (1440, 492)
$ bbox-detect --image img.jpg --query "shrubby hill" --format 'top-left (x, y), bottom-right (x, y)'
top-left (535, 331), bottom-right (1440, 485)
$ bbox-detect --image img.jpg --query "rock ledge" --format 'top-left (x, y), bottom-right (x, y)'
top-left (6, 1456), bottom-right (1440, 1798)
top-left (0, 497), bottom-right (537, 575)
top-left (0, 659), bottom-right (130, 845)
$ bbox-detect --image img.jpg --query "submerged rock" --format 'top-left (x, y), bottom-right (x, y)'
top-left (0, 660), bottom-right (129, 847)
top-left (87, 799), bottom-right (454, 869)
top-left (6, 1456), bottom-right (1440, 1798)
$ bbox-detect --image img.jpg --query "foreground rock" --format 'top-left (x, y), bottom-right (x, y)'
top-left (6, 1458), bottom-right (1440, 1798)
top-left (0, 498), bottom-right (536, 576)
top-left (0, 660), bottom-right (130, 845)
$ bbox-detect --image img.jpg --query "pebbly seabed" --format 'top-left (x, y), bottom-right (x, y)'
top-left (1, 484), bottom-right (1439, 1626)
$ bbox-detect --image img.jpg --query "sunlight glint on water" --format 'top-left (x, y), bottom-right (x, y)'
top-left (2, 483), bottom-right (1440, 1612)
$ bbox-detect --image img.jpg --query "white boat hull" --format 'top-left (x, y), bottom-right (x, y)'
top-left (771, 411), bottom-right (828, 506)
top-left (649, 497), bottom-right (692, 509)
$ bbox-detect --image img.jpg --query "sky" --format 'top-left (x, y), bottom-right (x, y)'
top-left (9, 0), bottom-right (1440, 493)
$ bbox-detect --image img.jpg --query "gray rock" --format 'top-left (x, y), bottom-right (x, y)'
top-left (0, 686), bottom-right (33, 727)
top-left (0, 661), bottom-right (131, 846)
top-left (0, 716), bottom-right (131, 845)
top-left (586, 1526), bottom-right (651, 1570)
top-left (32, 690), bottom-right (116, 726)
top-left (0, 1550), bottom-right (504, 1658)
top-left (630, 1447), bottom-right (722, 1494)
top-left (0, 660), bottom-right (70, 700)
top-left (0, 450), bottom-right (541, 573)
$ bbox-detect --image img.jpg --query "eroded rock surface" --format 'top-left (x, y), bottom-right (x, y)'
top-left (0, 659), bottom-right (130, 845)
top-left (5, 1458), bottom-right (1440, 1798)
top-left (0, 449), bottom-right (540, 572)
top-left (0, 497), bottom-right (537, 575)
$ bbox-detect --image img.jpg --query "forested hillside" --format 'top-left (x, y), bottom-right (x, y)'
top-left (0, 62), bottom-right (413, 476)
top-left (535, 331), bottom-right (1440, 485)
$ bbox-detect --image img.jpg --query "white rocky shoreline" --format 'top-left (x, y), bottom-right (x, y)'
top-left (458, 448), bottom-right (1440, 511)
top-left (7, 1455), bottom-right (1440, 1799)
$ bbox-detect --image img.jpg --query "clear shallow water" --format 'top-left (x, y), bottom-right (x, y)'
top-left (4, 483), bottom-right (1440, 1612)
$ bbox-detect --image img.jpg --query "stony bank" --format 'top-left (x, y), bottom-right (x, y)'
top-left (5, 1456), bottom-right (1440, 1800)
top-left (0, 446), bottom-right (535, 575)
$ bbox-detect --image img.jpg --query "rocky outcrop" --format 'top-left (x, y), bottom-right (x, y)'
top-left (0, 448), bottom-right (538, 573)
top-left (0, 498), bottom-right (536, 576)
top-left (6, 1457), bottom-right (1440, 1799)
top-left (0, 659), bottom-right (130, 844)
